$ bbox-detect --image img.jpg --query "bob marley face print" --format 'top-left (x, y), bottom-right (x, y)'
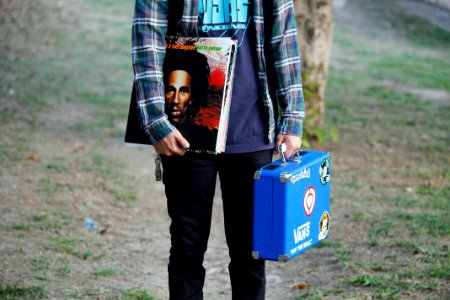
top-left (165, 70), bottom-right (193, 124)
top-left (163, 44), bottom-right (210, 126)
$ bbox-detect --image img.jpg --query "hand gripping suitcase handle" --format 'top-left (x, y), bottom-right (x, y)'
top-left (278, 143), bottom-right (301, 165)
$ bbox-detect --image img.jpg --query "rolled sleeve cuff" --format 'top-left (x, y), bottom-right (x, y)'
top-left (277, 116), bottom-right (304, 137)
top-left (145, 117), bottom-right (176, 145)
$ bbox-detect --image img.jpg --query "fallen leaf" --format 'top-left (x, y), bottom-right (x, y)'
top-left (292, 282), bottom-right (308, 290)
top-left (73, 142), bottom-right (86, 151)
top-left (428, 179), bottom-right (438, 187)
top-left (56, 179), bottom-right (69, 185)
top-left (25, 197), bottom-right (38, 206)
top-left (27, 154), bottom-right (39, 161)
top-left (95, 197), bottom-right (106, 205)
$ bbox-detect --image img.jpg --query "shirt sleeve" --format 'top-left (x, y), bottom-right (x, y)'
top-left (270, 0), bottom-right (305, 137)
top-left (132, 0), bottom-right (176, 145)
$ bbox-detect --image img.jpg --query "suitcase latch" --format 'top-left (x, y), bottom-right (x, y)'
top-left (278, 254), bottom-right (291, 262)
top-left (279, 172), bottom-right (292, 183)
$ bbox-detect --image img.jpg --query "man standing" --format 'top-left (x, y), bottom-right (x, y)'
top-left (131, 0), bottom-right (305, 299)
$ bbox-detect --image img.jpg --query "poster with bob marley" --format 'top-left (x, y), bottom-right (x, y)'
top-left (124, 36), bottom-right (237, 154)
top-left (163, 36), bottom-right (237, 154)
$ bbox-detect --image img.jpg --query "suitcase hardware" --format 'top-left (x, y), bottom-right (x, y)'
top-left (279, 144), bottom-right (302, 165)
top-left (253, 251), bottom-right (292, 261)
top-left (278, 254), bottom-right (291, 262)
top-left (279, 172), bottom-right (292, 183)
top-left (280, 167), bottom-right (311, 183)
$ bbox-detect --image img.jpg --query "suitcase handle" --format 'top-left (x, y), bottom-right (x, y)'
top-left (279, 143), bottom-right (301, 165)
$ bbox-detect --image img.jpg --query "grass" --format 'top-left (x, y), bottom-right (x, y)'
top-left (320, 0), bottom-right (450, 298)
top-left (119, 289), bottom-right (158, 300)
top-left (0, 0), bottom-right (147, 298)
top-left (94, 266), bottom-right (120, 278)
top-left (40, 233), bottom-right (103, 263)
top-left (347, 275), bottom-right (402, 299)
top-left (31, 256), bottom-right (50, 272)
top-left (390, 211), bottom-right (449, 236)
top-left (44, 236), bottom-right (79, 256)
top-left (334, 248), bottom-right (354, 265)
top-left (37, 212), bottom-right (69, 230)
top-left (0, 284), bottom-right (45, 300)
top-left (427, 263), bottom-right (450, 279)
top-left (347, 273), bottom-right (443, 298)
top-left (0, 133), bottom-right (34, 169)
top-left (80, 152), bottom-right (138, 202)
top-left (339, 0), bottom-right (450, 50)
top-left (1, 0), bottom-right (449, 299)
top-left (56, 265), bottom-right (72, 277)
top-left (35, 149), bottom-right (138, 202)
top-left (11, 223), bottom-right (32, 231)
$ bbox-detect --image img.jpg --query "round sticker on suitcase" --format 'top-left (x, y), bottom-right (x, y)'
top-left (319, 158), bottom-right (330, 184)
top-left (318, 211), bottom-right (330, 240)
top-left (303, 186), bottom-right (316, 216)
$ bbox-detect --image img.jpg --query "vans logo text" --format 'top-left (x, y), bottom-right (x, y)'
top-left (293, 222), bottom-right (310, 244)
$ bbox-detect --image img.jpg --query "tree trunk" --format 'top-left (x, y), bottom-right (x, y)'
top-left (294, 0), bottom-right (334, 133)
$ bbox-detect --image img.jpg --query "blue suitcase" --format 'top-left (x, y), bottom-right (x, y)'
top-left (252, 149), bottom-right (331, 262)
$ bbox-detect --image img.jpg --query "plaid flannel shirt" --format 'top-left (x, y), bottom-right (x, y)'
top-left (132, 0), bottom-right (305, 145)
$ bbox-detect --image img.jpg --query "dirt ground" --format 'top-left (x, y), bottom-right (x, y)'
top-left (1, 0), bottom-right (449, 299)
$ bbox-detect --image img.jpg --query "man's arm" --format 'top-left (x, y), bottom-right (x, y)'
top-left (270, 0), bottom-right (305, 155)
top-left (132, 0), bottom-right (176, 146)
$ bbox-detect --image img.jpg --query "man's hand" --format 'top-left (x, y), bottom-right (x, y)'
top-left (276, 134), bottom-right (302, 159)
top-left (154, 130), bottom-right (190, 156)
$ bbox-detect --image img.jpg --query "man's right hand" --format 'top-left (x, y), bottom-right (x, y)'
top-left (154, 130), bottom-right (190, 156)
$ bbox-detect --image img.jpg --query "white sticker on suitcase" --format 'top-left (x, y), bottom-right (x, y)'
top-left (303, 186), bottom-right (316, 216)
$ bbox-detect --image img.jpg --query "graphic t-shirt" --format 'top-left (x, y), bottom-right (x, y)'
top-left (198, 0), bottom-right (274, 153)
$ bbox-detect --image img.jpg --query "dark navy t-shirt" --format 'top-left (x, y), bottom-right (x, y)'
top-left (198, 0), bottom-right (274, 153)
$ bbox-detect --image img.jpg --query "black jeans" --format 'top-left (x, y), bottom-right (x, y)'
top-left (161, 150), bottom-right (272, 300)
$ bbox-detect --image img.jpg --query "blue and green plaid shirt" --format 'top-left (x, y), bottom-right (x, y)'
top-left (132, 0), bottom-right (305, 145)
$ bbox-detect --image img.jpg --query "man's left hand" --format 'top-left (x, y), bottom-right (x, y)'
top-left (275, 134), bottom-right (302, 159)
